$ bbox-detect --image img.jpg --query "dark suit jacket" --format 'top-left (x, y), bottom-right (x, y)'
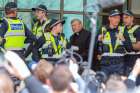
top-left (70, 29), bottom-right (91, 61)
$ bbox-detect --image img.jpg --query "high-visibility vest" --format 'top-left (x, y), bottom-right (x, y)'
top-left (40, 32), bottom-right (67, 58)
top-left (32, 19), bottom-right (51, 39)
top-left (127, 25), bottom-right (139, 43)
top-left (4, 18), bottom-right (26, 50)
top-left (101, 26), bottom-right (125, 53)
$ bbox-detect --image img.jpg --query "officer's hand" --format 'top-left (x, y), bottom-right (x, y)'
top-left (98, 34), bottom-right (104, 41)
top-left (97, 54), bottom-right (102, 61)
top-left (116, 33), bottom-right (125, 41)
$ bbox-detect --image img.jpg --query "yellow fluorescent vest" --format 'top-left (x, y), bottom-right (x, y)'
top-left (32, 19), bottom-right (51, 38)
top-left (41, 32), bottom-right (67, 57)
top-left (101, 26), bottom-right (124, 53)
top-left (4, 18), bottom-right (26, 50)
top-left (127, 25), bottom-right (139, 43)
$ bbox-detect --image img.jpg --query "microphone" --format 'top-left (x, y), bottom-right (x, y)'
top-left (47, 43), bottom-right (54, 57)
top-left (99, 0), bottom-right (125, 8)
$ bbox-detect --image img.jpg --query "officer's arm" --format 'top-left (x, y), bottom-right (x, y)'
top-left (24, 24), bottom-right (37, 43)
top-left (97, 27), bottom-right (104, 54)
top-left (35, 36), bottom-right (45, 49)
top-left (31, 36), bottom-right (46, 62)
top-left (0, 20), bottom-right (8, 46)
top-left (96, 28), bottom-right (104, 61)
top-left (132, 28), bottom-right (140, 50)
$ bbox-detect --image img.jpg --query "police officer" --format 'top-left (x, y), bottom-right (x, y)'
top-left (97, 9), bottom-right (131, 76)
top-left (25, 4), bottom-right (51, 57)
top-left (0, 2), bottom-right (36, 58)
top-left (123, 10), bottom-right (140, 75)
top-left (32, 4), bottom-right (51, 38)
top-left (32, 19), bottom-right (67, 62)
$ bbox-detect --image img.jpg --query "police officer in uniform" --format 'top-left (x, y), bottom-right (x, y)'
top-left (97, 9), bottom-right (132, 76)
top-left (32, 4), bottom-right (51, 38)
top-left (0, 2), bottom-right (36, 59)
top-left (32, 19), bottom-right (67, 62)
top-left (123, 10), bottom-right (140, 75)
top-left (25, 4), bottom-right (51, 57)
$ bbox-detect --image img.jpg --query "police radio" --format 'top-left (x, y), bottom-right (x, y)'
top-left (47, 43), bottom-right (54, 57)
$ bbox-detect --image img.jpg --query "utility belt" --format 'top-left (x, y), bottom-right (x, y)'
top-left (42, 54), bottom-right (62, 62)
top-left (5, 47), bottom-right (25, 51)
top-left (101, 53), bottom-right (124, 57)
top-left (101, 53), bottom-right (124, 65)
top-left (42, 53), bottom-right (62, 58)
top-left (125, 51), bottom-right (140, 55)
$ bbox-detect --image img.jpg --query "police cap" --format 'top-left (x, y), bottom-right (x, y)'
top-left (109, 9), bottom-right (121, 17)
top-left (50, 19), bottom-right (65, 29)
top-left (123, 10), bottom-right (134, 16)
top-left (32, 4), bottom-right (48, 12)
top-left (5, 2), bottom-right (17, 10)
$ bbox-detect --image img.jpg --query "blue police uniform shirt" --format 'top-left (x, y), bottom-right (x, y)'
top-left (97, 25), bottom-right (132, 53)
top-left (107, 27), bottom-right (119, 49)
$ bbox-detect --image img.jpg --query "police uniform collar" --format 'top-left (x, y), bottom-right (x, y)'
top-left (38, 19), bottom-right (46, 25)
top-left (74, 28), bottom-right (84, 35)
top-left (51, 31), bottom-right (59, 37)
top-left (75, 32), bottom-right (79, 36)
top-left (6, 17), bottom-right (18, 20)
top-left (127, 24), bottom-right (135, 30)
top-left (106, 25), bottom-right (119, 32)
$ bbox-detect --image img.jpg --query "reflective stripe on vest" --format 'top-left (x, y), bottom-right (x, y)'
top-left (41, 32), bottom-right (67, 56)
top-left (32, 19), bottom-right (51, 38)
top-left (4, 18), bottom-right (26, 50)
top-left (128, 25), bottom-right (139, 43)
top-left (102, 53), bottom-right (124, 57)
top-left (102, 26), bottom-right (124, 53)
top-left (5, 32), bottom-right (25, 37)
top-left (42, 54), bottom-right (62, 59)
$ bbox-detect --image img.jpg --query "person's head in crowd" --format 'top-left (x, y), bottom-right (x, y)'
top-left (48, 64), bottom-right (73, 93)
top-left (104, 75), bottom-right (127, 93)
top-left (123, 10), bottom-right (134, 27)
top-left (5, 2), bottom-right (18, 17)
top-left (32, 4), bottom-right (48, 21)
top-left (108, 9), bottom-right (121, 28)
top-left (71, 19), bottom-right (83, 33)
top-left (49, 19), bottom-right (65, 36)
top-left (33, 59), bottom-right (53, 84)
top-left (109, 74), bottom-right (122, 81)
top-left (0, 73), bottom-right (14, 93)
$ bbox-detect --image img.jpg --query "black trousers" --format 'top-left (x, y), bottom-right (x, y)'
top-left (100, 56), bottom-right (124, 76)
